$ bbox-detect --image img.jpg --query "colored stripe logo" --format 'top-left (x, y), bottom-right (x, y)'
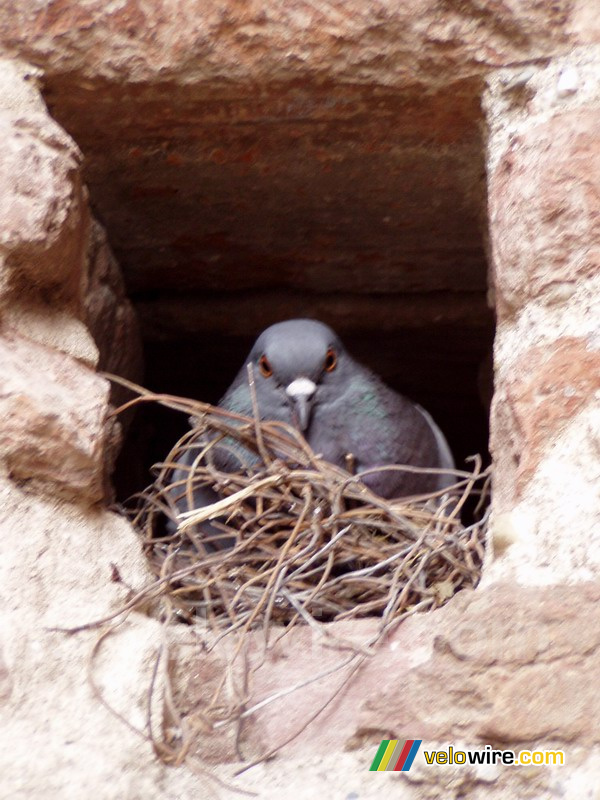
top-left (369, 739), bottom-right (422, 771)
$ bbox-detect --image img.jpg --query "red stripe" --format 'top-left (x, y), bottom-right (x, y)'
top-left (392, 739), bottom-right (414, 771)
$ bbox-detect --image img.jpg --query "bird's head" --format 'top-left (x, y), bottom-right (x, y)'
top-left (247, 319), bottom-right (346, 431)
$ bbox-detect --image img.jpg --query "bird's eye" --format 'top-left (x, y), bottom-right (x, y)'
top-left (258, 354), bottom-right (273, 378)
top-left (324, 348), bottom-right (337, 372)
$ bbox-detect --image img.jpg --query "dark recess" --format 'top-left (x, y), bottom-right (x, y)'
top-left (114, 317), bottom-right (493, 503)
top-left (40, 77), bottom-right (494, 503)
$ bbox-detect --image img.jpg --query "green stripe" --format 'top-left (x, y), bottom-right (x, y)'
top-left (369, 740), bottom-right (390, 771)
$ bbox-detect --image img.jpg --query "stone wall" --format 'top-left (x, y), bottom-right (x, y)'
top-left (486, 49), bottom-right (600, 584)
top-left (0, 58), bottom-right (179, 798)
top-left (0, 3), bottom-right (599, 798)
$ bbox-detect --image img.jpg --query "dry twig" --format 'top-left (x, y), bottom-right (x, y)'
top-left (104, 376), bottom-right (489, 771)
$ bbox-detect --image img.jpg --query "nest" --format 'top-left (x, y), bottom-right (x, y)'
top-left (82, 376), bottom-right (491, 775)
top-left (124, 381), bottom-right (488, 633)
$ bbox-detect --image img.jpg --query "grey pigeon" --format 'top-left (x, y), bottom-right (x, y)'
top-left (167, 319), bottom-right (454, 541)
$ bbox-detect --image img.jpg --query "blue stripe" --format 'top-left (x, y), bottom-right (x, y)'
top-left (401, 739), bottom-right (422, 771)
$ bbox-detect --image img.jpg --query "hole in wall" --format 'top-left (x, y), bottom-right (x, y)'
top-left (41, 76), bottom-right (495, 503)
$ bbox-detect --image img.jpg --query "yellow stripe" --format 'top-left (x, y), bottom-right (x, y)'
top-left (378, 740), bottom-right (398, 771)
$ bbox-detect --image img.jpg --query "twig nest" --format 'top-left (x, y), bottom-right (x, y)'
top-left (128, 398), bottom-right (488, 629)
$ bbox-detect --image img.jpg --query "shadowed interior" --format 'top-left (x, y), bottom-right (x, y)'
top-left (41, 76), bottom-right (494, 499)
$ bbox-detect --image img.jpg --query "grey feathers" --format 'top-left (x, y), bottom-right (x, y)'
top-left (171, 319), bottom-right (454, 509)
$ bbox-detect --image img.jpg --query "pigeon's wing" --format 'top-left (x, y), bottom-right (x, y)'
top-left (334, 366), bottom-right (454, 498)
top-left (163, 372), bottom-right (257, 547)
top-left (413, 403), bottom-right (455, 488)
top-left (163, 437), bottom-right (234, 550)
top-left (170, 370), bottom-right (256, 486)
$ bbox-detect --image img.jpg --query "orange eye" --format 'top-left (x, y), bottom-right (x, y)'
top-left (258, 354), bottom-right (273, 378)
top-left (324, 348), bottom-right (337, 372)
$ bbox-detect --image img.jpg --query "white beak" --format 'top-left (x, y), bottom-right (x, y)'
top-left (285, 377), bottom-right (317, 431)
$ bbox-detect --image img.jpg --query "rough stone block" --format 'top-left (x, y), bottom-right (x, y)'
top-left (0, 333), bottom-right (114, 501)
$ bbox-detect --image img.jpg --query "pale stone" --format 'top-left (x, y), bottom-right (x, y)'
top-left (0, 109), bottom-right (88, 309)
top-left (0, 2), bottom-right (599, 798)
top-left (486, 51), bottom-right (600, 589)
top-left (4, 304), bottom-right (99, 368)
top-left (487, 404), bottom-right (600, 585)
top-left (0, 333), bottom-right (112, 501)
top-left (556, 65), bottom-right (580, 96)
top-left (0, 475), bottom-right (209, 799)
top-left (0, 57), bottom-right (45, 115)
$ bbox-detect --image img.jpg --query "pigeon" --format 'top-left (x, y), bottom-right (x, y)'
top-left (167, 319), bottom-right (455, 542)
